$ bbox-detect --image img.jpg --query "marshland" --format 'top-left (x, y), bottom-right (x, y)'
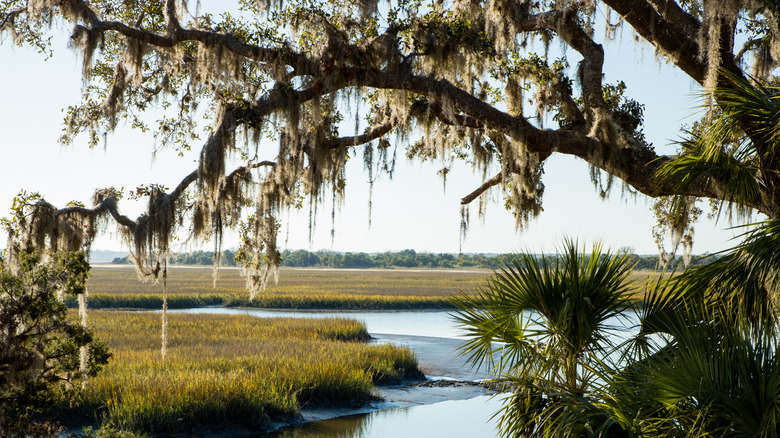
top-left (71, 264), bottom-right (654, 310)
top-left (44, 262), bottom-right (670, 436)
top-left (58, 310), bottom-right (420, 434)
top-left (5, 0), bottom-right (780, 436)
top-left (48, 265), bottom-right (500, 436)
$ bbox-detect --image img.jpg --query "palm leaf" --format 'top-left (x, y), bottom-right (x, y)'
top-left (655, 70), bottom-right (780, 221)
top-left (451, 239), bottom-right (636, 436)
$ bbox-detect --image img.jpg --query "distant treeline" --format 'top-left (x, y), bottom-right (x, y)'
top-left (111, 249), bottom-right (718, 271)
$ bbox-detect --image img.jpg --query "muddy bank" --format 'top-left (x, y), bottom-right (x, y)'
top-left (266, 333), bottom-right (496, 435)
top-left (373, 334), bottom-right (490, 381)
top-left (271, 393), bottom-right (503, 437)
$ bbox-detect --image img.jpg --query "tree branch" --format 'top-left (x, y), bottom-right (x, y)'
top-left (602, 0), bottom-right (706, 83)
top-left (163, 0), bottom-right (182, 37)
top-left (646, 0), bottom-right (701, 36)
top-left (425, 100), bottom-right (483, 129)
top-left (169, 170), bottom-right (198, 202)
top-left (324, 122), bottom-right (396, 149)
top-left (53, 198), bottom-right (136, 230)
top-left (224, 161), bottom-right (277, 181)
top-left (22, 0), bottom-right (771, 216)
top-left (65, 0), bottom-right (320, 76)
top-left (515, 6), bottom-right (607, 115)
top-left (461, 172), bottom-right (504, 205)
top-left (0, 8), bottom-right (24, 31)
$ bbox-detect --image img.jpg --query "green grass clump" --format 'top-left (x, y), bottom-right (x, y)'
top-left (222, 293), bottom-right (453, 310)
top-left (62, 311), bottom-right (419, 434)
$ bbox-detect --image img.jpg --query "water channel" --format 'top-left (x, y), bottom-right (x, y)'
top-left (172, 308), bottom-right (504, 437)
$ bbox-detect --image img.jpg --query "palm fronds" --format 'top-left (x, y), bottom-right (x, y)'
top-left (616, 299), bottom-right (780, 437)
top-left (672, 220), bottom-right (780, 331)
top-left (451, 239), bottom-right (636, 436)
top-left (656, 70), bottom-right (780, 221)
top-left (455, 228), bottom-right (780, 437)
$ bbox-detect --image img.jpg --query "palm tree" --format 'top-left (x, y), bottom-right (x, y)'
top-left (656, 70), bottom-right (780, 221)
top-left (454, 73), bottom-right (780, 436)
top-left (451, 239), bottom-right (636, 437)
top-left (606, 278), bottom-right (780, 437)
top-left (453, 233), bottom-right (780, 437)
top-left (599, 71), bottom-right (780, 437)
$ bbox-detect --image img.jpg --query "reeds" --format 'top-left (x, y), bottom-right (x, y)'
top-left (70, 266), bottom-right (489, 310)
top-left (62, 310), bottom-right (419, 434)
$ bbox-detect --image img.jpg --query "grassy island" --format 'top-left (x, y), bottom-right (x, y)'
top-left (57, 310), bottom-right (420, 435)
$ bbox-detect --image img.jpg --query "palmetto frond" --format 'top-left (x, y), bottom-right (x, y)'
top-left (451, 239), bottom-right (636, 436)
top-left (673, 220), bottom-right (780, 332)
top-left (656, 70), bottom-right (780, 221)
top-left (656, 135), bottom-right (763, 221)
top-left (455, 231), bottom-right (780, 436)
top-left (606, 219), bottom-right (780, 436)
top-left (709, 71), bottom-right (780, 159)
top-left (619, 299), bottom-right (780, 437)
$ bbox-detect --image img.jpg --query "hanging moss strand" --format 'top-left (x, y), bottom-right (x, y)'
top-left (161, 261), bottom-right (169, 363)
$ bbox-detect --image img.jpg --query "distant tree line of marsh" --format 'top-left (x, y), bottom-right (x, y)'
top-left (111, 249), bottom-right (719, 271)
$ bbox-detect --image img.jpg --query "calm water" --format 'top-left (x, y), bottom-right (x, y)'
top-left (173, 308), bottom-right (467, 339)
top-left (271, 395), bottom-right (503, 437)
top-left (173, 307), bottom-right (639, 437)
top-left (174, 308), bottom-right (501, 436)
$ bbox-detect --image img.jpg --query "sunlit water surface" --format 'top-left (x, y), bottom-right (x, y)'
top-left (271, 395), bottom-right (503, 438)
top-left (174, 307), bottom-right (466, 339)
top-left (174, 307), bottom-right (639, 437)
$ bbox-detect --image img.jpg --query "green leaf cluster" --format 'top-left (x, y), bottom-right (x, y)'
top-left (0, 252), bottom-right (111, 434)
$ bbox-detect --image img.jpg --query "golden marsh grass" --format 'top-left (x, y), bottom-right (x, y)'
top-left (81, 266), bottom-right (661, 310)
top-left (81, 266), bottom-right (491, 310)
top-left (60, 267), bottom-right (665, 433)
top-left (66, 310), bottom-right (419, 434)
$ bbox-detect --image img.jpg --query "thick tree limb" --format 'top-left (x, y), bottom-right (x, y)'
top-left (231, 64), bottom-right (726, 204)
top-left (426, 100), bottom-right (483, 129)
top-left (45, 158), bottom-right (277, 243)
top-left (53, 199), bottom-right (136, 230)
top-left (169, 170), bottom-right (199, 202)
top-left (224, 161), bottom-right (277, 181)
top-left (602, 0), bottom-right (706, 83)
top-left (515, 6), bottom-right (607, 116)
top-left (14, 0), bottom-right (774, 218)
top-left (64, 0), bottom-right (662, 205)
top-left (646, 0), bottom-right (701, 36)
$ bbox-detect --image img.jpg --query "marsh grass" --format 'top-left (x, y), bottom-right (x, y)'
top-left (73, 267), bottom-right (491, 310)
top-left (60, 310), bottom-right (419, 434)
top-left (68, 267), bottom-right (656, 311)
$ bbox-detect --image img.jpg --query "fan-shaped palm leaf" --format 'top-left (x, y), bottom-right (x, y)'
top-left (671, 220), bottom-right (780, 332)
top-left (451, 239), bottom-right (636, 436)
top-left (656, 70), bottom-right (780, 221)
top-left (613, 299), bottom-right (780, 437)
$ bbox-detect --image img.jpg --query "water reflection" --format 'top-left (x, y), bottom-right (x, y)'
top-left (172, 308), bottom-right (466, 339)
top-left (272, 395), bottom-right (502, 438)
top-left (172, 308), bottom-right (638, 437)
top-left (171, 308), bottom-right (637, 340)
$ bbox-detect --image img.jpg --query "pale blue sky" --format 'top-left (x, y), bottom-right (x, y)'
top-left (0, 16), bottom-right (744, 255)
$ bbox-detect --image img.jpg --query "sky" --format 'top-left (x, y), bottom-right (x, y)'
top-left (0, 10), bottom-right (747, 256)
